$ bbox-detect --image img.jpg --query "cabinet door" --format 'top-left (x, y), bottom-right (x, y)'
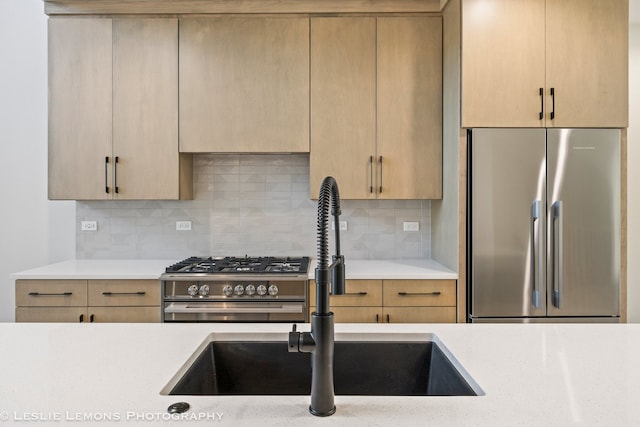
top-left (180, 17), bottom-right (309, 153)
top-left (48, 18), bottom-right (113, 200)
top-left (312, 307), bottom-right (382, 323)
top-left (383, 307), bottom-right (456, 323)
top-left (545, 0), bottom-right (628, 127)
top-left (113, 18), bottom-right (187, 199)
top-left (88, 307), bottom-right (161, 323)
top-left (461, 0), bottom-right (545, 127)
top-left (16, 307), bottom-right (88, 323)
top-left (377, 17), bottom-right (442, 199)
top-left (310, 17), bottom-right (376, 199)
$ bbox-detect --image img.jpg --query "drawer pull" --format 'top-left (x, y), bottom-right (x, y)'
top-left (28, 292), bottom-right (72, 296)
top-left (102, 291), bottom-right (146, 296)
top-left (397, 291), bottom-right (441, 297)
top-left (341, 292), bottom-right (367, 296)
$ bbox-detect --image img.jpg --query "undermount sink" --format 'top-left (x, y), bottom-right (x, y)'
top-left (161, 333), bottom-right (483, 397)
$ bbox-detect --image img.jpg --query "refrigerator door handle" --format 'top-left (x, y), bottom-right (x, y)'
top-left (551, 200), bottom-right (563, 308)
top-left (530, 200), bottom-right (542, 308)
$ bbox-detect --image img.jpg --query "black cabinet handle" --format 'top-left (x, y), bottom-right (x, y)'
top-left (89, 314), bottom-right (95, 323)
top-left (375, 313), bottom-right (379, 323)
top-left (539, 87), bottom-right (544, 120)
top-left (378, 156), bottom-right (383, 194)
top-left (369, 155), bottom-right (374, 193)
top-left (105, 156), bottom-right (110, 194)
top-left (341, 292), bottom-right (367, 296)
top-left (397, 291), bottom-right (442, 296)
top-left (550, 87), bottom-right (555, 120)
top-left (102, 291), bottom-right (146, 296)
top-left (114, 156), bottom-right (119, 194)
top-left (28, 292), bottom-right (72, 296)
top-left (386, 314), bottom-right (390, 323)
top-left (79, 314), bottom-right (84, 323)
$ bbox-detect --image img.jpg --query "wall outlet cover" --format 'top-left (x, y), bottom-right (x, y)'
top-left (81, 221), bottom-right (98, 231)
top-left (403, 221), bottom-right (419, 232)
top-left (176, 221), bottom-right (192, 231)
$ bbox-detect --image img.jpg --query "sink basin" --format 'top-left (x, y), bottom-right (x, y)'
top-left (162, 333), bottom-right (483, 397)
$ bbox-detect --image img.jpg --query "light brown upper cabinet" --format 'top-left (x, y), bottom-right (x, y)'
top-left (310, 17), bottom-right (442, 199)
top-left (461, 0), bottom-right (628, 128)
top-left (48, 18), bottom-right (192, 200)
top-left (179, 17), bottom-right (310, 153)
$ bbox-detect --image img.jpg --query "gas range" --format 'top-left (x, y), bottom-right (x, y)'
top-left (160, 256), bottom-right (311, 323)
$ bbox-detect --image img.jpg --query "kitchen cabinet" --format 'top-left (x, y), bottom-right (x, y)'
top-left (15, 279), bottom-right (161, 323)
top-left (310, 16), bottom-right (442, 199)
top-left (461, 0), bottom-right (628, 128)
top-left (48, 17), bottom-right (192, 200)
top-left (309, 279), bottom-right (456, 323)
top-left (179, 17), bottom-right (309, 153)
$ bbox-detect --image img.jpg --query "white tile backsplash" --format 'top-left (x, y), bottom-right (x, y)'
top-left (76, 154), bottom-right (431, 260)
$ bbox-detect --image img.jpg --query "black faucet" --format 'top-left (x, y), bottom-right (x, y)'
top-left (288, 176), bottom-right (345, 416)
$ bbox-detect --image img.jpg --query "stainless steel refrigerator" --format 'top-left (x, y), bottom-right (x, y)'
top-left (468, 128), bottom-right (620, 323)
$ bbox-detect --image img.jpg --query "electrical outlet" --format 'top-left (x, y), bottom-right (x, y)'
top-left (81, 221), bottom-right (97, 231)
top-left (176, 221), bottom-right (192, 231)
top-left (403, 221), bottom-right (419, 232)
top-left (331, 221), bottom-right (348, 231)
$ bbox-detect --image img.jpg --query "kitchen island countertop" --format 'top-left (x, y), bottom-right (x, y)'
top-left (11, 258), bottom-right (457, 281)
top-left (0, 322), bottom-right (638, 426)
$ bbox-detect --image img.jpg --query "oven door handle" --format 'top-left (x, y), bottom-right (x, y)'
top-left (164, 303), bottom-right (303, 314)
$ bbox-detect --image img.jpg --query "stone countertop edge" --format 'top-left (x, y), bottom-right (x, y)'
top-left (10, 258), bottom-right (458, 281)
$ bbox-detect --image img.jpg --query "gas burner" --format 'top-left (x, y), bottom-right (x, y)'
top-left (165, 256), bottom-right (310, 275)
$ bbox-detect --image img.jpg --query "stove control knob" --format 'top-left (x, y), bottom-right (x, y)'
top-left (223, 285), bottom-right (233, 297)
top-left (268, 285), bottom-right (279, 296)
top-left (256, 285), bottom-right (268, 296)
top-left (199, 284), bottom-right (210, 296)
top-left (234, 285), bottom-right (245, 296)
top-left (245, 284), bottom-right (256, 296)
top-left (187, 284), bottom-right (199, 296)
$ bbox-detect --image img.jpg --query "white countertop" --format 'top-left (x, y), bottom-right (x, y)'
top-left (11, 258), bottom-right (457, 281)
top-left (10, 259), bottom-right (178, 280)
top-left (0, 322), bottom-right (638, 426)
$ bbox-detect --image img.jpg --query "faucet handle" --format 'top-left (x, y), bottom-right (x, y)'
top-left (288, 324), bottom-right (300, 352)
top-left (288, 323), bottom-right (315, 353)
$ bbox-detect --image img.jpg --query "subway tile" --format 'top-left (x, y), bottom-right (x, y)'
top-left (76, 153), bottom-right (432, 260)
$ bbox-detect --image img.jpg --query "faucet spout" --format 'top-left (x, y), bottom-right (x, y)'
top-left (288, 176), bottom-right (345, 417)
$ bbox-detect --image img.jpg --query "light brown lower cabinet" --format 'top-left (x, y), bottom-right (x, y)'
top-left (309, 279), bottom-right (457, 323)
top-left (15, 279), bottom-right (160, 323)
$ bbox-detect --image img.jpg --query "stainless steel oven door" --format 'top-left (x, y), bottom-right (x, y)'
top-left (163, 301), bottom-right (306, 322)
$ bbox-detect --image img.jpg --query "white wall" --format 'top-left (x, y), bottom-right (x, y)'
top-left (0, 0), bottom-right (75, 322)
top-left (628, 23), bottom-right (640, 323)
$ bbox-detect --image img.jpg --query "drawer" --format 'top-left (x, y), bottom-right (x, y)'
top-left (88, 306), bottom-right (161, 323)
top-left (15, 280), bottom-right (87, 307)
top-left (383, 280), bottom-right (456, 307)
top-left (383, 307), bottom-right (456, 323)
top-left (310, 280), bottom-right (382, 307)
top-left (16, 307), bottom-right (87, 322)
top-left (88, 280), bottom-right (160, 306)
